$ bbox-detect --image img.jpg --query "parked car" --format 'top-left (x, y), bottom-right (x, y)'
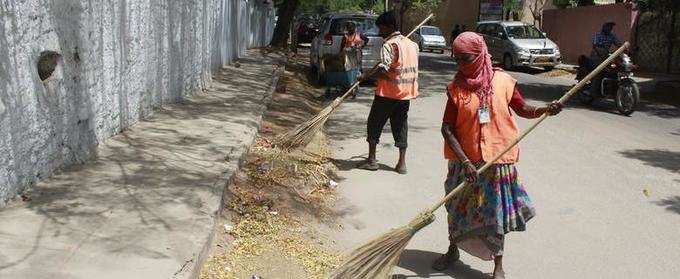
top-left (476, 21), bottom-right (562, 71)
top-left (310, 12), bottom-right (383, 83)
top-left (412, 25), bottom-right (447, 53)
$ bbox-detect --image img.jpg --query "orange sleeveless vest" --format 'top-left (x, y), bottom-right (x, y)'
top-left (444, 71), bottom-right (520, 164)
top-left (344, 33), bottom-right (364, 48)
top-left (376, 35), bottom-right (419, 100)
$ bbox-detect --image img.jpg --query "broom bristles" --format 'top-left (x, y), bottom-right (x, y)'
top-left (329, 212), bottom-right (435, 279)
top-left (275, 97), bottom-right (343, 149)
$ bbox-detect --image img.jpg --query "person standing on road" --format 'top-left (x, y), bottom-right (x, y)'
top-left (341, 21), bottom-right (369, 99)
top-left (356, 11), bottom-right (419, 174)
top-left (432, 32), bottom-right (562, 279)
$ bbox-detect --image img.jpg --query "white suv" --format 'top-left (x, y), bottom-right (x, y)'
top-left (476, 21), bottom-right (562, 71)
top-left (310, 12), bottom-right (383, 83)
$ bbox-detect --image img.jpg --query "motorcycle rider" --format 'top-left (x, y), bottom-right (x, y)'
top-left (588, 21), bottom-right (622, 95)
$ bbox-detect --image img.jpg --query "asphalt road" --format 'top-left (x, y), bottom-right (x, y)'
top-left (324, 51), bottom-right (680, 279)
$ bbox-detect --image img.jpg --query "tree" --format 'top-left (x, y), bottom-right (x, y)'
top-left (270, 0), bottom-right (300, 47)
top-left (503, 0), bottom-right (523, 21)
top-left (576, 0), bottom-right (595, 5)
top-left (528, 0), bottom-right (549, 27)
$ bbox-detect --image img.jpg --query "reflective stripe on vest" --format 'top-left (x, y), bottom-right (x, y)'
top-left (376, 36), bottom-right (419, 100)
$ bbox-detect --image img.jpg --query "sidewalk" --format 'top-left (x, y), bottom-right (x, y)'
top-left (0, 50), bottom-right (284, 279)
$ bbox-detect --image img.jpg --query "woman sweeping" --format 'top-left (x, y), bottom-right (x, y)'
top-left (432, 32), bottom-right (562, 278)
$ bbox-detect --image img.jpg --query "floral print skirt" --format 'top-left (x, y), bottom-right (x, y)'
top-left (444, 160), bottom-right (536, 261)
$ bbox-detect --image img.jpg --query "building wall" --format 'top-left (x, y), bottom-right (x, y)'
top-left (0, 0), bottom-right (275, 206)
top-left (542, 3), bottom-right (633, 64)
top-left (436, 0), bottom-right (482, 43)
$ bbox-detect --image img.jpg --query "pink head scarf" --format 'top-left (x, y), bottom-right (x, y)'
top-left (451, 32), bottom-right (495, 99)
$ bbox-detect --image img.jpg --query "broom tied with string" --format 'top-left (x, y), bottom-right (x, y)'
top-left (274, 14), bottom-right (436, 150)
top-left (329, 42), bottom-right (632, 279)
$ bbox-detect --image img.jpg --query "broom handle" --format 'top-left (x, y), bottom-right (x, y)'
top-left (331, 14), bottom-right (436, 107)
top-left (427, 42), bottom-right (630, 213)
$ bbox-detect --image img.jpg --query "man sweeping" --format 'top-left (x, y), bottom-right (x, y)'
top-left (433, 32), bottom-right (562, 278)
top-left (357, 11), bottom-right (419, 174)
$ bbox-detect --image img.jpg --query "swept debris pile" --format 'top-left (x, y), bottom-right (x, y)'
top-left (201, 51), bottom-right (342, 279)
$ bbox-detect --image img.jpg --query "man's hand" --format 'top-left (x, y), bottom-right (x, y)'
top-left (545, 100), bottom-right (563, 116)
top-left (462, 160), bottom-right (479, 183)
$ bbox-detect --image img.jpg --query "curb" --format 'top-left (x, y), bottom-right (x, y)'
top-left (186, 55), bottom-right (287, 279)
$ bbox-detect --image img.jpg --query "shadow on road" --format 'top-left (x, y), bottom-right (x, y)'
top-left (654, 196), bottom-right (680, 215)
top-left (393, 249), bottom-right (491, 279)
top-left (330, 156), bottom-right (394, 172)
top-left (617, 149), bottom-right (680, 174)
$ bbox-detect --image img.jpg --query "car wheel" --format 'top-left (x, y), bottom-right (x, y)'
top-left (418, 42), bottom-right (423, 52)
top-left (439, 50), bottom-right (445, 54)
top-left (503, 54), bottom-right (514, 70)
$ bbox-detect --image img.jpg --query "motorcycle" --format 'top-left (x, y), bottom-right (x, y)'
top-left (576, 52), bottom-right (640, 116)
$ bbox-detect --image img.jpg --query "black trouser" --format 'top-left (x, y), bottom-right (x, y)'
top-left (366, 95), bottom-right (410, 148)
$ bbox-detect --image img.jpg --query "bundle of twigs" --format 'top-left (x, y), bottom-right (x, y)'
top-left (329, 42), bottom-right (631, 279)
top-left (274, 14), bottom-right (435, 150)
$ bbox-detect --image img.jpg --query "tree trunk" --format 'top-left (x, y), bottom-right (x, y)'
top-left (270, 0), bottom-right (299, 48)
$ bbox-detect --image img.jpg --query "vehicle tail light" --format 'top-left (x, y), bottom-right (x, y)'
top-left (324, 33), bottom-right (333, 45)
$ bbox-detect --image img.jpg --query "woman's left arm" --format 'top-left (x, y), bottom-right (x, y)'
top-left (509, 86), bottom-right (563, 119)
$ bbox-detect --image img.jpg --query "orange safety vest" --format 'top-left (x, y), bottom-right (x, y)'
top-left (343, 33), bottom-right (364, 48)
top-left (444, 71), bottom-right (520, 164)
top-left (376, 35), bottom-right (419, 100)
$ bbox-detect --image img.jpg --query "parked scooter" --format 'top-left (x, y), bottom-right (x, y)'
top-left (576, 52), bottom-right (640, 115)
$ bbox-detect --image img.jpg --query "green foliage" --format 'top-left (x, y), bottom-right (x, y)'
top-left (552, 0), bottom-right (577, 8)
top-left (634, 0), bottom-right (680, 11)
top-left (410, 0), bottom-right (442, 10)
top-left (503, 0), bottom-right (522, 13)
top-left (297, 0), bottom-right (384, 14)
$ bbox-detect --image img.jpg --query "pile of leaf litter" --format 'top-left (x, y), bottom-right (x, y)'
top-left (201, 137), bottom-right (342, 279)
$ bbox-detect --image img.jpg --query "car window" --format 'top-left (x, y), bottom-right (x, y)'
top-left (421, 27), bottom-right (442, 36)
top-left (488, 24), bottom-right (502, 37)
top-left (329, 17), bottom-right (379, 36)
top-left (505, 25), bottom-right (545, 39)
top-left (476, 24), bottom-right (489, 35)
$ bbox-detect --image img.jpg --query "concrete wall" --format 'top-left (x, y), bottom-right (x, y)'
top-left (437, 0), bottom-right (481, 43)
top-left (542, 4), bottom-right (634, 64)
top-left (0, 0), bottom-right (275, 206)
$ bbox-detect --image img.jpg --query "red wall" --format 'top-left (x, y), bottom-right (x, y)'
top-left (542, 4), bottom-right (634, 64)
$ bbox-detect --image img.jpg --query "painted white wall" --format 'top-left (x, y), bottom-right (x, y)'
top-left (0, 0), bottom-right (275, 206)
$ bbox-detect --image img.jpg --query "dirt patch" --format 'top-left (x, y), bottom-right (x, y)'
top-left (200, 53), bottom-right (343, 279)
top-left (537, 68), bottom-right (576, 79)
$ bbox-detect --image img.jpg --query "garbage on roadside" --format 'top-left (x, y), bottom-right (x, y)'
top-left (643, 188), bottom-right (651, 197)
top-left (256, 162), bottom-right (271, 174)
top-left (327, 179), bottom-right (339, 188)
top-left (224, 224), bottom-right (234, 233)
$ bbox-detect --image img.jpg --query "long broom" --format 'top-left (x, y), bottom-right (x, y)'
top-left (274, 14), bottom-right (435, 150)
top-left (329, 42), bottom-right (631, 279)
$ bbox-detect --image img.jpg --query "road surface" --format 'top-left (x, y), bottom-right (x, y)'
top-left (324, 52), bottom-right (680, 279)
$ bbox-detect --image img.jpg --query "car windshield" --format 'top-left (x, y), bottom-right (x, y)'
top-left (421, 27), bottom-right (442, 36)
top-left (330, 17), bottom-right (379, 36)
top-left (505, 25), bottom-right (545, 39)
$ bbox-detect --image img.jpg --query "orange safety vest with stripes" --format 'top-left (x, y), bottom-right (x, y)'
top-left (376, 35), bottom-right (419, 100)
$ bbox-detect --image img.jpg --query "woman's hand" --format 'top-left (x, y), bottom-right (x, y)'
top-left (462, 160), bottom-right (479, 183)
top-left (545, 101), bottom-right (563, 116)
